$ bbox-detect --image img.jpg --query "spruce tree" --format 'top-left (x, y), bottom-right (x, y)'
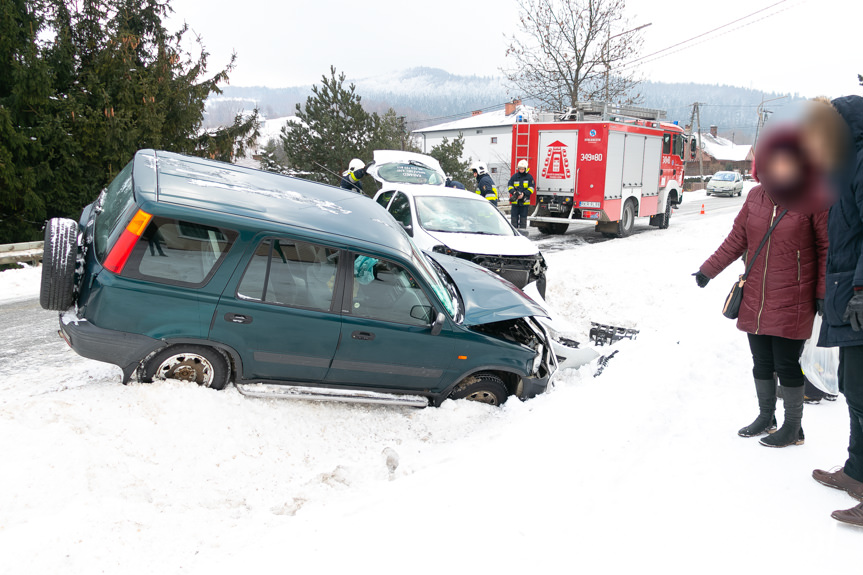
top-left (429, 134), bottom-right (473, 190)
top-left (282, 66), bottom-right (375, 187)
top-left (0, 0), bottom-right (259, 243)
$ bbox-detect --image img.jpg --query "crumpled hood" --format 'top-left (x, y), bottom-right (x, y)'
top-left (425, 229), bottom-right (540, 257)
top-left (428, 252), bottom-right (548, 326)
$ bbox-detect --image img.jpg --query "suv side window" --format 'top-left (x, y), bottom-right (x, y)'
top-left (238, 238), bottom-right (339, 312)
top-left (126, 217), bottom-right (237, 286)
top-left (388, 192), bottom-right (412, 228)
top-left (376, 191), bottom-right (394, 209)
top-left (350, 255), bottom-right (433, 326)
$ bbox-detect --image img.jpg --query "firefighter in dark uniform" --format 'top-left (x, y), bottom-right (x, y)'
top-left (340, 158), bottom-right (371, 194)
top-left (507, 159), bottom-right (534, 229)
top-left (472, 162), bottom-right (498, 205)
top-left (445, 177), bottom-right (466, 190)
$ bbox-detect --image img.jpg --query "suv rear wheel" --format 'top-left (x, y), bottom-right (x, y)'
top-left (139, 345), bottom-right (230, 390)
top-left (449, 373), bottom-right (508, 406)
top-left (40, 218), bottom-right (79, 311)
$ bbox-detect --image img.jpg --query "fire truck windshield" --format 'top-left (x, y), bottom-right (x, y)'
top-left (415, 196), bottom-right (516, 236)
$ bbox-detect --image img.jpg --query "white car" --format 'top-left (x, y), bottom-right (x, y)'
top-left (369, 151), bottom-right (548, 297)
top-left (706, 171), bottom-right (744, 197)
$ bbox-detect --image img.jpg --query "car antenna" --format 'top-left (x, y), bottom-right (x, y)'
top-left (314, 161), bottom-right (348, 184)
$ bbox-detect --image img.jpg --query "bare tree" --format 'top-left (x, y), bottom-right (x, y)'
top-left (504, 0), bottom-right (645, 110)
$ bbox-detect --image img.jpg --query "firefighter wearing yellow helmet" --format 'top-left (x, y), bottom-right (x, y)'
top-left (507, 159), bottom-right (534, 229)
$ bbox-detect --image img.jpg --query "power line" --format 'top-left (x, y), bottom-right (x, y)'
top-left (625, 0), bottom-right (789, 66)
top-left (619, 0), bottom-right (806, 72)
top-left (405, 0), bottom-right (802, 130)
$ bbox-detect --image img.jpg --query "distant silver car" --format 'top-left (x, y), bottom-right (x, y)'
top-left (706, 171), bottom-right (744, 197)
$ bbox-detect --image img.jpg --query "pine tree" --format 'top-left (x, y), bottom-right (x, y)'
top-left (429, 134), bottom-right (473, 190)
top-left (0, 0), bottom-right (260, 243)
top-left (282, 66), bottom-right (376, 187)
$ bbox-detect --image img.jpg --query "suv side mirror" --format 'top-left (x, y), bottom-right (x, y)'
top-left (431, 312), bottom-right (446, 336)
top-left (410, 305), bottom-right (434, 323)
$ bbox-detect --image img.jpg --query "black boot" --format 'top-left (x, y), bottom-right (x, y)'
top-left (738, 378), bottom-right (778, 437)
top-left (760, 385), bottom-right (805, 447)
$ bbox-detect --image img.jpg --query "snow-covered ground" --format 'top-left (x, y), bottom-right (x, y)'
top-left (0, 191), bottom-right (859, 574)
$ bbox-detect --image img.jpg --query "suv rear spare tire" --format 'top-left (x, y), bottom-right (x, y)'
top-left (40, 218), bottom-right (79, 311)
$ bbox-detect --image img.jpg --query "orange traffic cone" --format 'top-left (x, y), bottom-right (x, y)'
top-left (700, 204), bottom-right (705, 215)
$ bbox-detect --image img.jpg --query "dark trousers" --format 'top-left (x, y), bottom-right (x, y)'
top-left (511, 204), bottom-right (529, 229)
top-left (747, 334), bottom-right (806, 387)
top-left (839, 346), bottom-right (863, 482)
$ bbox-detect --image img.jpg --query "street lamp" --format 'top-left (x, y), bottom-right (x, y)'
top-left (604, 23), bottom-right (652, 103)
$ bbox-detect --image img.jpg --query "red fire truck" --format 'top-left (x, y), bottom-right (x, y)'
top-left (511, 102), bottom-right (687, 237)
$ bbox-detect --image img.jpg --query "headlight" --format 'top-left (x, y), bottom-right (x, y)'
top-left (433, 245), bottom-right (455, 256)
top-left (531, 345), bottom-right (544, 374)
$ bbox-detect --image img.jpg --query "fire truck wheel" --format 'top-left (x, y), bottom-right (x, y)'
top-left (618, 200), bottom-right (636, 238)
top-left (537, 223), bottom-right (568, 235)
top-left (659, 199), bottom-right (672, 230)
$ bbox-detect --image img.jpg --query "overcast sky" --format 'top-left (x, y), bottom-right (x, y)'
top-left (167, 0), bottom-right (861, 98)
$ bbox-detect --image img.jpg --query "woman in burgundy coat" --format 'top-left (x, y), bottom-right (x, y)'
top-left (695, 129), bottom-right (829, 448)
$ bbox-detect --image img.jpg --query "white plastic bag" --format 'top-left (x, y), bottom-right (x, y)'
top-left (800, 314), bottom-right (840, 395)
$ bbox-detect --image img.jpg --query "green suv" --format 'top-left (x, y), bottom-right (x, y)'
top-left (41, 150), bottom-right (559, 407)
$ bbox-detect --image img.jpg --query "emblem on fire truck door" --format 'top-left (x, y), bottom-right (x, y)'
top-left (541, 140), bottom-right (571, 180)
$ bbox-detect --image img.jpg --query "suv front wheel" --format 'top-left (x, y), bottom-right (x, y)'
top-left (449, 373), bottom-right (508, 406)
top-left (138, 345), bottom-right (230, 390)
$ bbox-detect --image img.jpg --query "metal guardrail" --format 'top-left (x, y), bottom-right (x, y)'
top-left (0, 241), bottom-right (44, 265)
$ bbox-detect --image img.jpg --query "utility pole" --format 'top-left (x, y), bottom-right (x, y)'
top-left (753, 95), bottom-right (788, 148)
top-left (398, 115), bottom-right (407, 151)
top-left (687, 102), bottom-right (705, 190)
top-left (603, 23), bottom-right (652, 103)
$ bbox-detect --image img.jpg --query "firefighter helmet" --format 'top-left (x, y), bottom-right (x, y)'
top-left (517, 159), bottom-right (529, 171)
top-left (472, 161), bottom-right (488, 176)
top-left (348, 158), bottom-right (365, 173)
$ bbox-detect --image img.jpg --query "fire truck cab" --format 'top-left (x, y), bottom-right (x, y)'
top-left (512, 102), bottom-right (686, 237)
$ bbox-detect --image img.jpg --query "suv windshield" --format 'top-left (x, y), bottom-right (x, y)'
top-left (406, 241), bottom-right (460, 321)
top-left (416, 196), bottom-right (515, 236)
top-left (376, 162), bottom-right (445, 186)
top-left (712, 172), bottom-right (736, 182)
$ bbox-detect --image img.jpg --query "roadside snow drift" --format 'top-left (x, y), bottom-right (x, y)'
top-left (0, 191), bottom-right (859, 573)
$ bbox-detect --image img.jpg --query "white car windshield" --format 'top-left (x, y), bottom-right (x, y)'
top-left (376, 162), bottom-right (445, 186)
top-left (712, 172), bottom-right (736, 182)
top-left (416, 196), bottom-right (516, 236)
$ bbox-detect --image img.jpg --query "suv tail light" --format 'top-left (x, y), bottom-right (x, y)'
top-left (103, 209), bottom-right (152, 274)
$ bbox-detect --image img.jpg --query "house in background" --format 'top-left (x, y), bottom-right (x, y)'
top-left (687, 125), bottom-right (754, 179)
top-left (412, 100), bottom-right (534, 192)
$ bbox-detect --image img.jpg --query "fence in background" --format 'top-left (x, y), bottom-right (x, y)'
top-left (0, 242), bottom-right (43, 266)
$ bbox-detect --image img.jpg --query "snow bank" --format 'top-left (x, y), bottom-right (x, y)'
top-left (1, 198), bottom-right (859, 573)
top-left (0, 264), bottom-right (42, 305)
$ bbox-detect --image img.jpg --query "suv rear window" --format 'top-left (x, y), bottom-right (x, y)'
top-left (123, 217), bottom-right (237, 286)
top-left (94, 161), bottom-right (136, 261)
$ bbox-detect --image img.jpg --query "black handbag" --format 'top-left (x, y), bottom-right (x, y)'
top-left (723, 209), bottom-right (788, 319)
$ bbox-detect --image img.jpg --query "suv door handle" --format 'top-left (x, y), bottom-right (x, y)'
top-left (351, 331), bottom-right (375, 341)
top-left (225, 312), bottom-right (253, 324)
